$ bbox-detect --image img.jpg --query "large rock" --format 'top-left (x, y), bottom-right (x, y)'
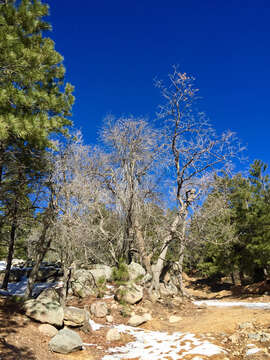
top-left (49, 328), bottom-right (83, 354)
top-left (36, 266), bottom-right (62, 283)
top-left (64, 306), bottom-right (90, 327)
top-left (24, 290), bottom-right (63, 326)
top-left (70, 269), bottom-right (96, 298)
top-left (115, 283), bottom-right (143, 304)
top-left (90, 264), bottom-right (113, 282)
top-left (37, 287), bottom-right (61, 302)
top-left (90, 301), bottom-right (108, 318)
top-left (127, 262), bottom-right (146, 281)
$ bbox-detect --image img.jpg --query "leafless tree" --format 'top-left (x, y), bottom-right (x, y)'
top-left (25, 133), bottom-right (112, 301)
top-left (149, 67), bottom-right (242, 295)
top-left (99, 116), bottom-right (165, 272)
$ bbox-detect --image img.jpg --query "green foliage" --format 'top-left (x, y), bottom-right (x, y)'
top-left (0, 0), bottom-right (74, 147)
top-left (120, 303), bottom-right (131, 317)
top-left (189, 160), bottom-right (270, 283)
top-left (96, 275), bottom-right (107, 298)
top-left (112, 259), bottom-right (129, 284)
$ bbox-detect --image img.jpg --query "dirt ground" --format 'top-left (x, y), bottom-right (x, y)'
top-left (1, 276), bottom-right (270, 360)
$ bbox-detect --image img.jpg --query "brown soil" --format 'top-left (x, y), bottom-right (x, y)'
top-left (1, 276), bottom-right (270, 360)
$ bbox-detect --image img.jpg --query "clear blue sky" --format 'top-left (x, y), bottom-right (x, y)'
top-left (46, 0), bottom-right (270, 166)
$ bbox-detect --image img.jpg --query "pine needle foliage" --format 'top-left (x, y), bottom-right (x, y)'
top-left (0, 0), bottom-right (74, 148)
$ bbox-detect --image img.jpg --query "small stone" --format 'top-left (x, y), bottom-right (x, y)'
top-left (239, 321), bottom-right (253, 329)
top-left (248, 333), bottom-right (261, 341)
top-left (90, 302), bottom-right (108, 318)
top-left (143, 313), bottom-right (152, 321)
top-left (106, 328), bottom-right (121, 342)
top-left (38, 324), bottom-right (58, 337)
top-left (128, 314), bottom-right (148, 327)
top-left (260, 332), bottom-right (270, 342)
top-left (169, 315), bottom-right (182, 323)
top-left (64, 306), bottom-right (89, 327)
top-left (106, 315), bottom-right (113, 323)
top-left (228, 334), bottom-right (240, 343)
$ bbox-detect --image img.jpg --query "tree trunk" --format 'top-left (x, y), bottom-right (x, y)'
top-left (2, 197), bottom-right (19, 290)
top-left (175, 212), bottom-right (188, 296)
top-left (133, 217), bottom-right (152, 274)
top-left (150, 213), bottom-right (181, 292)
top-left (59, 266), bottom-right (71, 306)
top-left (24, 220), bottom-right (52, 299)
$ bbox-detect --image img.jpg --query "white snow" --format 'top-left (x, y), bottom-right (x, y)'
top-left (194, 300), bottom-right (270, 309)
top-left (246, 347), bottom-right (261, 355)
top-left (85, 321), bottom-right (225, 360)
top-left (89, 319), bottom-right (104, 331)
top-left (0, 261), bottom-right (6, 271)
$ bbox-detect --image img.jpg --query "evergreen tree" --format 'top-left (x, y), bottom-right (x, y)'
top-left (0, 0), bottom-right (74, 288)
top-left (0, 0), bottom-right (74, 147)
top-left (190, 161), bottom-right (270, 283)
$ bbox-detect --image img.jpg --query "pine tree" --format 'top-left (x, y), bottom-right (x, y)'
top-left (0, 0), bottom-right (74, 147)
top-left (0, 0), bottom-right (74, 288)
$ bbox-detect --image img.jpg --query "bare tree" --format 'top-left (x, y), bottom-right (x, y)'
top-left (150, 67), bottom-right (242, 295)
top-left (25, 133), bottom-right (111, 301)
top-left (99, 116), bottom-right (165, 272)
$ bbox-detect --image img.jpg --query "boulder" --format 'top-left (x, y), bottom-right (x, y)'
top-left (70, 269), bottom-right (96, 298)
top-left (38, 324), bottom-right (58, 337)
top-left (24, 291), bottom-right (64, 326)
top-left (128, 313), bottom-right (151, 326)
top-left (90, 264), bottom-right (113, 281)
top-left (90, 301), bottom-right (108, 318)
top-left (106, 328), bottom-right (121, 342)
top-left (36, 266), bottom-right (62, 282)
top-left (64, 306), bottom-right (90, 327)
top-left (49, 328), bottom-right (83, 354)
top-left (37, 287), bottom-right (61, 303)
top-left (127, 262), bottom-right (146, 281)
top-left (115, 283), bottom-right (143, 305)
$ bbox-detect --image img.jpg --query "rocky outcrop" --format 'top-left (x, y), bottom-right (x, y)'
top-left (49, 328), bottom-right (83, 354)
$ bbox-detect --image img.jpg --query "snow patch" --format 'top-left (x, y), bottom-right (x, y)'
top-left (101, 323), bottom-right (225, 359)
top-left (194, 300), bottom-right (270, 309)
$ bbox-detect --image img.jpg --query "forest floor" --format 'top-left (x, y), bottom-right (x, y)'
top-left (1, 275), bottom-right (270, 360)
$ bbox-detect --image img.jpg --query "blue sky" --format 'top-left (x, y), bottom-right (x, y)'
top-left (46, 0), bottom-right (270, 167)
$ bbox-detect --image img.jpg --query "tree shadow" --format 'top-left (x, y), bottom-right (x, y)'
top-left (0, 298), bottom-right (36, 360)
top-left (0, 338), bottom-right (36, 360)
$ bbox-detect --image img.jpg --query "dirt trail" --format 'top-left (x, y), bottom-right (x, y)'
top-left (1, 276), bottom-right (270, 359)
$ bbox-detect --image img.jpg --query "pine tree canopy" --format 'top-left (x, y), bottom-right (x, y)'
top-left (0, 0), bottom-right (74, 148)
